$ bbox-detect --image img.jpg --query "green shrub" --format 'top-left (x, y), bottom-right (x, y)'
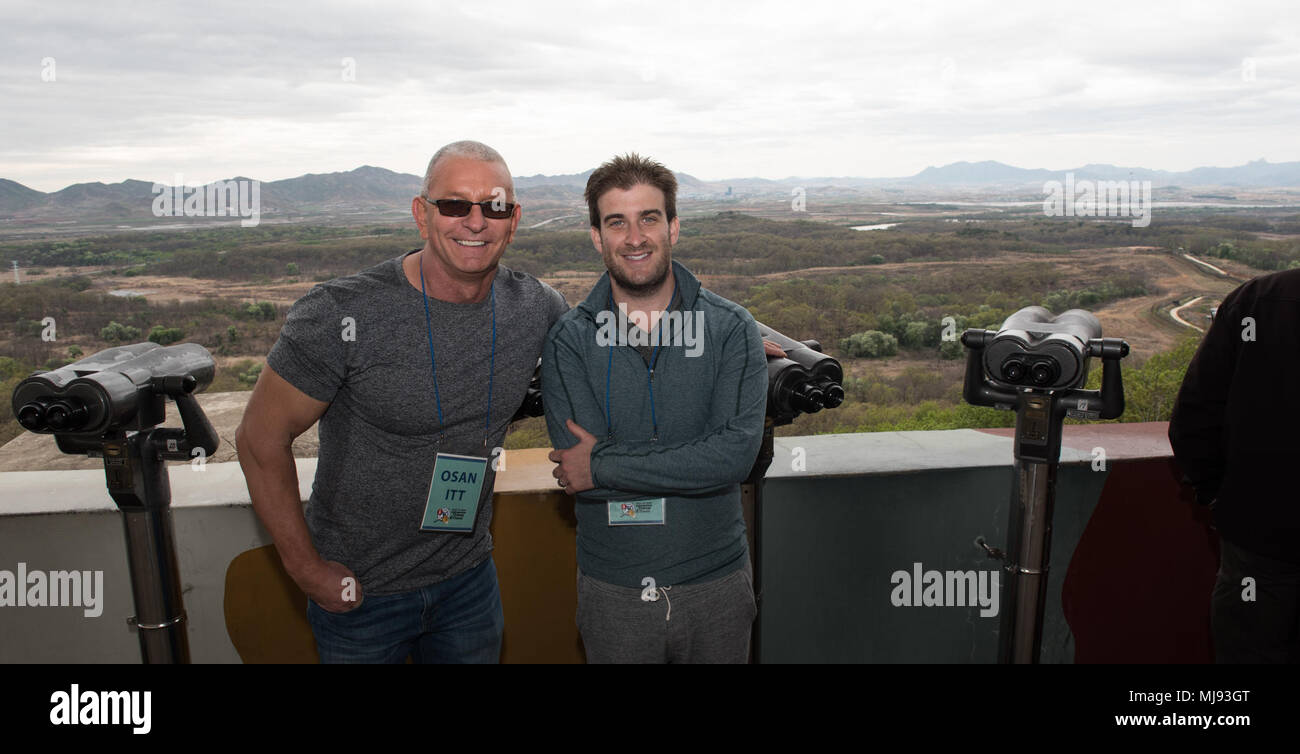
top-left (243, 301), bottom-right (276, 321)
top-left (238, 362), bottom-right (264, 385)
top-left (100, 321), bottom-right (142, 342)
top-left (147, 325), bottom-right (185, 345)
top-left (839, 330), bottom-right (898, 358)
top-left (939, 339), bottom-right (963, 360)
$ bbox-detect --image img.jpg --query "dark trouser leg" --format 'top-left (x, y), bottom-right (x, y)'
top-left (1211, 538), bottom-right (1300, 664)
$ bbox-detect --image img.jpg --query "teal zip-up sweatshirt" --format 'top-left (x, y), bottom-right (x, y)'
top-left (541, 261), bottom-right (767, 588)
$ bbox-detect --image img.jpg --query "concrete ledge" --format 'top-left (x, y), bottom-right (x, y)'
top-left (0, 460), bottom-right (318, 516)
top-left (766, 422), bottom-right (1173, 479)
top-left (0, 424), bottom-right (1178, 515)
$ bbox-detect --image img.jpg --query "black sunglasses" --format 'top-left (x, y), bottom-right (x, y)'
top-left (421, 196), bottom-right (517, 220)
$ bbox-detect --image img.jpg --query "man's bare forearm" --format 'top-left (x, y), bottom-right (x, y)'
top-left (236, 426), bottom-right (322, 578)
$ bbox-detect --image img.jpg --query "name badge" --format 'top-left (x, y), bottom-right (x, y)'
top-left (607, 498), bottom-right (666, 526)
top-left (420, 453), bottom-right (488, 533)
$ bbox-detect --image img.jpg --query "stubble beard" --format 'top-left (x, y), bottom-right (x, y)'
top-left (606, 244), bottom-right (671, 297)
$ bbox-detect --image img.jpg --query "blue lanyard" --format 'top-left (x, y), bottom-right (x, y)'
top-left (603, 282), bottom-right (679, 443)
top-left (419, 255), bottom-right (496, 449)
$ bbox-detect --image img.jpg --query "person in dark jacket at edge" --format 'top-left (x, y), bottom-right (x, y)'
top-left (1168, 268), bottom-right (1300, 663)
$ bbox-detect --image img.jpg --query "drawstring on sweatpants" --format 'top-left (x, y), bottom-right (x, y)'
top-left (641, 581), bottom-right (674, 621)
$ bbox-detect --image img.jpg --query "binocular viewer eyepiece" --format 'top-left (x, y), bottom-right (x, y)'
top-left (960, 304), bottom-right (1130, 462)
top-left (961, 306), bottom-right (1129, 392)
top-left (756, 323), bottom-right (845, 425)
top-left (12, 342), bottom-right (216, 437)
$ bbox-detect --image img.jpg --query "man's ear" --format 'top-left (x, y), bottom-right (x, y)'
top-left (669, 216), bottom-right (680, 246)
top-left (503, 202), bottom-right (522, 246)
top-left (589, 226), bottom-right (604, 255)
top-left (412, 196), bottom-right (430, 239)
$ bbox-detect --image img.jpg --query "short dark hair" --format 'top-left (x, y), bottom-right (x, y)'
top-left (584, 153), bottom-right (677, 228)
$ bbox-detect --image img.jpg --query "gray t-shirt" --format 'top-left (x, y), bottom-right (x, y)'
top-left (268, 251), bottom-right (569, 595)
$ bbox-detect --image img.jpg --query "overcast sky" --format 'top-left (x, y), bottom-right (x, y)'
top-left (2, 0), bottom-right (1297, 191)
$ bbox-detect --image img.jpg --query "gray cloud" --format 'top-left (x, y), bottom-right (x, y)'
top-left (1, 0), bottom-right (1297, 190)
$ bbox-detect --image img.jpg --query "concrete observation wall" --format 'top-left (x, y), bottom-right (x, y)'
top-left (0, 423), bottom-right (1215, 663)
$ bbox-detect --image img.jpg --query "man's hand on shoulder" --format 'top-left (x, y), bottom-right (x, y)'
top-left (294, 558), bottom-right (365, 614)
top-left (548, 419), bottom-right (597, 494)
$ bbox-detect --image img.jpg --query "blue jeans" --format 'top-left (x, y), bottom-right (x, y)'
top-left (307, 557), bottom-right (504, 664)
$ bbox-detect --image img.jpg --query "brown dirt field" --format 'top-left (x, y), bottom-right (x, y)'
top-left (542, 270), bottom-right (602, 306)
top-left (90, 273), bottom-right (318, 306)
top-left (1087, 251), bottom-right (1239, 359)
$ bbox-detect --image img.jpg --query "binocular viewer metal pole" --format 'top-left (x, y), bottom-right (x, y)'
top-left (961, 325), bottom-right (1128, 664)
top-left (12, 343), bottom-right (219, 664)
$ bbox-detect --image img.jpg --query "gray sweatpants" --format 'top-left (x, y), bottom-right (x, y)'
top-left (576, 560), bottom-right (757, 664)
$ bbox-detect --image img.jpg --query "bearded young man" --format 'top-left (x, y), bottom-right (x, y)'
top-left (542, 154), bottom-right (767, 663)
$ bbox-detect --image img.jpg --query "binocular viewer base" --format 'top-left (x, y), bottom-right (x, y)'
top-left (996, 459), bottom-right (1056, 664)
top-left (122, 507), bottom-right (191, 664)
top-left (98, 431), bottom-right (192, 663)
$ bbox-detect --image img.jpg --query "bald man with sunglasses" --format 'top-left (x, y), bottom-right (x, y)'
top-left (237, 141), bottom-right (569, 663)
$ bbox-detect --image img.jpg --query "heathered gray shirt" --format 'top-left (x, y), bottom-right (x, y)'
top-left (268, 251), bottom-right (569, 595)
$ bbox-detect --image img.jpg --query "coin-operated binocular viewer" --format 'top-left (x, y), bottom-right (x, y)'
top-left (746, 322), bottom-right (845, 482)
top-left (11, 343), bottom-right (219, 663)
top-left (960, 307), bottom-right (1129, 664)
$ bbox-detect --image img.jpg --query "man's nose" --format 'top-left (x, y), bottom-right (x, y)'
top-left (462, 204), bottom-right (488, 232)
top-left (625, 221), bottom-right (646, 247)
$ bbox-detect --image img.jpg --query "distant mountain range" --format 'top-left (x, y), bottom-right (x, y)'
top-left (902, 158), bottom-right (1300, 187)
top-left (0, 166), bottom-right (425, 221)
top-left (3, 159), bottom-right (1298, 222)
